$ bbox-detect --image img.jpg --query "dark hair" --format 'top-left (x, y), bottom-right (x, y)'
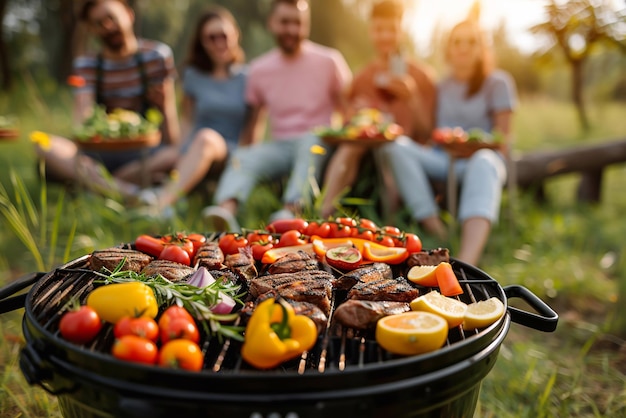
top-left (446, 20), bottom-right (493, 98)
top-left (185, 6), bottom-right (244, 73)
top-left (269, 0), bottom-right (309, 15)
top-left (370, 0), bottom-right (404, 20)
top-left (79, 0), bottom-right (130, 21)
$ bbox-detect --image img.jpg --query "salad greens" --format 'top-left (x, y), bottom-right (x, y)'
top-left (74, 106), bottom-right (162, 141)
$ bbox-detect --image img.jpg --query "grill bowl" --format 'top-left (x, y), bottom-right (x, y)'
top-left (3, 250), bottom-right (557, 418)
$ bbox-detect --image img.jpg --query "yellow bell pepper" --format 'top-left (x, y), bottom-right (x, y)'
top-left (86, 282), bottom-right (158, 324)
top-left (241, 298), bottom-right (318, 369)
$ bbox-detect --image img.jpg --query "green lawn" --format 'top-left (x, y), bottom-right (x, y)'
top-left (1, 84), bottom-right (626, 416)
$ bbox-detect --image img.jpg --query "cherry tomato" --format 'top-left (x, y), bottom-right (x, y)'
top-left (250, 242), bottom-right (274, 261)
top-left (159, 245), bottom-right (191, 265)
top-left (135, 235), bottom-right (165, 257)
top-left (403, 233), bottom-right (423, 254)
top-left (374, 234), bottom-right (395, 247)
top-left (112, 335), bottom-right (158, 365)
top-left (114, 316), bottom-right (159, 342)
top-left (158, 339), bottom-right (204, 371)
top-left (329, 222), bottom-right (353, 238)
top-left (246, 231), bottom-right (274, 245)
top-left (218, 233), bottom-right (249, 255)
top-left (186, 233), bottom-right (207, 256)
top-left (266, 219), bottom-right (309, 234)
top-left (158, 305), bottom-right (194, 326)
top-left (381, 226), bottom-right (403, 246)
top-left (304, 221), bottom-right (331, 238)
top-left (275, 230), bottom-right (307, 248)
top-left (358, 218), bottom-right (378, 232)
top-left (352, 228), bottom-right (374, 241)
top-left (335, 217), bottom-right (357, 227)
top-left (160, 317), bottom-right (200, 344)
top-left (59, 305), bottom-right (102, 344)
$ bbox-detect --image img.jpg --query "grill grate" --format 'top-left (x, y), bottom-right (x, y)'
top-left (30, 254), bottom-right (504, 375)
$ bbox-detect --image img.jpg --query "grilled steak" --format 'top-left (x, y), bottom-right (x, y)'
top-left (334, 262), bottom-right (393, 290)
top-left (347, 276), bottom-right (419, 302)
top-left (193, 242), bottom-right (224, 270)
top-left (268, 251), bottom-right (319, 274)
top-left (333, 300), bottom-right (410, 329)
top-left (141, 259), bottom-right (195, 282)
top-left (224, 249), bottom-right (258, 283)
top-left (90, 248), bottom-right (153, 273)
top-left (407, 248), bottom-right (450, 268)
top-left (208, 269), bottom-right (238, 285)
top-left (248, 270), bottom-right (334, 315)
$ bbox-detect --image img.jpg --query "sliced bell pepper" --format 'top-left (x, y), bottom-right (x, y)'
top-left (241, 297), bottom-right (318, 369)
top-left (362, 242), bottom-right (409, 264)
top-left (310, 236), bottom-right (391, 259)
top-left (260, 243), bottom-right (315, 264)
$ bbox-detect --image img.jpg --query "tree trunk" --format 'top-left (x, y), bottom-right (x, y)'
top-left (0, 0), bottom-right (11, 90)
top-left (571, 59), bottom-right (590, 132)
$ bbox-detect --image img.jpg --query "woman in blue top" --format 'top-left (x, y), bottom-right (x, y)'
top-left (144, 6), bottom-right (248, 209)
top-left (381, 19), bottom-right (517, 266)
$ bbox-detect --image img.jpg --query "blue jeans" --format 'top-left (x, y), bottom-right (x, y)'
top-left (214, 133), bottom-right (331, 206)
top-left (378, 136), bottom-right (507, 223)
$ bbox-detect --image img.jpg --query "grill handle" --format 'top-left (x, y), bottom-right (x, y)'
top-left (504, 285), bottom-right (558, 332)
top-left (0, 272), bottom-right (45, 314)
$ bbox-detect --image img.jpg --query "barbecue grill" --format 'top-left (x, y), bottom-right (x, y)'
top-left (0, 246), bottom-right (558, 418)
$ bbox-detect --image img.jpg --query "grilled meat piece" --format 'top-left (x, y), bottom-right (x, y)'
top-left (141, 259), bottom-right (195, 282)
top-left (208, 269), bottom-right (238, 285)
top-left (347, 276), bottom-right (419, 302)
top-left (333, 300), bottom-right (410, 329)
top-left (224, 249), bottom-right (258, 283)
top-left (407, 248), bottom-right (450, 268)
top-left (193, 242), bottom-right (224, 270)
top-left (90, 248), bottom-right (153, 273)
top-left (241, 290), bottom-right (328, 333)
top-left (248, 270), bottom-right (334, 315)
top-left (268, 251), bottom-right (319, 274)
top-left (334, 262), bottom-right (393, 290)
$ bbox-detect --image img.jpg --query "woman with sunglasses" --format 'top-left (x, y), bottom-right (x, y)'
top-left (381, 18), bottom-right (517, 266)
top-left (140, 6), bottom-right (248, 210)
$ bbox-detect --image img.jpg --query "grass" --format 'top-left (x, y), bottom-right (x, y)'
top-left (1, 80), bottom-right (626, 416)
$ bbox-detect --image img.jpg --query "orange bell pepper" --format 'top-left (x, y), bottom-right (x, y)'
top-left (362, 242), bottom-right (408, 264)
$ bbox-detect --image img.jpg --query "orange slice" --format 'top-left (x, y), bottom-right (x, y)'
top-left (407, 265), bottom-right (438, 287)
top-left (462, 297), bottom-right (505, 330)
top-left (409, 291), bottom-right (468, 328)
top-left (375, 311), bottom-right (448, 355)
top-left (362, 242), bottom-right (408, 264)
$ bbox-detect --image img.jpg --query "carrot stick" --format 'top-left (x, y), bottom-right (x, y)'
top-left (435, 262), bottom-right (463, 296)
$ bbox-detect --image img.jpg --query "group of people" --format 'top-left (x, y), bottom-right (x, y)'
top-left (35, 0), bottom-right (517, 266)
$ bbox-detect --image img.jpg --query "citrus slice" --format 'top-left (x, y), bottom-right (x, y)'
top-left (260, 243), bottom-right (315, 264)
top-left (362, 242), bottom-right (408, 265)
top-left (407, 265), bottom-right (438, 287)
top-left (462, 297), bottom-right (505, 330)
top-left (375, 311), bottom-right (448, 355)
top-left (409, 291), bottom-right (468, 328)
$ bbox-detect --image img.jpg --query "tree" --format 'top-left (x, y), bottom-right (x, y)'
top-left (530, 0), bottom-right (626, 131)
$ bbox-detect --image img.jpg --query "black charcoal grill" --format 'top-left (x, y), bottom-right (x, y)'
top-left (0, 247), bottom-right (557, 418)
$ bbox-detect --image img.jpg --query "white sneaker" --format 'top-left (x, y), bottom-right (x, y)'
top-left (202, 205), bottom-right (240, 232)
top-left (269, 208), bottom-right (295, 223)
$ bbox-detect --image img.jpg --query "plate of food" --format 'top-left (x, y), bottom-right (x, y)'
top-left (73, 107), bottom-right (162, 151)
top-left (316, 108), bottom-right (403, 147)
top-left (0, 115), bottom-right (20, 141)
top-left (432, 127), bottom-right (503, 158)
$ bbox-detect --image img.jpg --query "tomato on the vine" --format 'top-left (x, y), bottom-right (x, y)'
top-left (135, 235), bottom-right (165, 257)
top-left (250, 242), bottom-right (274, 261)
top-left (112, 335), bottom-right (158, 365)
top-left (59, 305), bottom-right (103, 344)
top-left (336, 217), bottom-right (357, 228)
top-left (381, 226), bottom-right (403, 246)
top-left (266, 219), bottom-right (309, 234)
top-left (159, 245), bottom-right (191, 265)
top-left (246, 231), bottom-right (274, 245)
top-left (304, 221), bottom-right (331, 238)
top-left (403, 233), bottom-right (423, 254)
top-left (275, 230), bottom-right (307, 248)
top-left (375, 234), bottom-right (395, 247)
top-left (114, 316), bottom-right (159, 342)
top-left (329, 223), bottom-right (353, 238)
top-left (218, 233), bottom-right (249, 255)
top-left (158, 306), bottom-right (194, 329)
top-left (160, 317), bottom-right (200, 344)
top-left (158, 340), bottom-right (204, 371)
top-left (352, 228), bottom-right (374, 241)
top-left (358, 218), bottom-right (378, 232)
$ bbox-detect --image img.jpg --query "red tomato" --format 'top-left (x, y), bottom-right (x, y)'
top-left (159, 245), bottom-right (191, 266)
top-left (352, 229), bottom-right (374, 241)
top-left (329, 223), bottom-right (353, 238)
top-left (158, 306), bottom-right (195, 330)
top-left (112, 335), bottom-right (158, 365)
top-left (403, 233), bottom-right (423, 254)
top-left (158, 340), bottom-right (204, 371)
top-left (304, 221), bottom-right (331, 238)
top-left (381, 226), bottom-right (403, 246)
top-left (266, 219), bottom-right (309, 234)
top-left (275, 230), bottom-right (307, 248)
top-left (246, 231), bottom-right (274, 245)
top-left (250, 242), bottom-right (274, 261)
top-left (59, 306), bottom-right (102, 344)
top-left (114, 316), bottom-right (159, 342)
top-left (135, 235), bottom-right (165, 257)
top-left (186, 233), bottom-right (207, 256)
top-left (374, 234), bottom-right (395, 247)
top-left (160, 317), bottom-right (200, 344)
top-left (218, 233), bottom-right (249, 255)
top-left (335, 217), bottom-right (357, 227)
top-left (358, 218), bottom-right (377, 232)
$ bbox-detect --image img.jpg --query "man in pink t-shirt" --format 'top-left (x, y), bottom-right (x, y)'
top-left (204, 0), bottom-right (352, 230)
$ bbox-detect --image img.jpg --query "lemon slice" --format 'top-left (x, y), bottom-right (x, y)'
top-left (409, 291), bottom-right (468, 327)
top-left (375, 311), bottom-right (448, 355)
top-left (462, 297), bottom-right (505, 330)
top-left (407, 265), bottom-right (438, 287)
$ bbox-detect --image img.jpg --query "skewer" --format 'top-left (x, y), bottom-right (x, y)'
top-left (339, 327), bottom-right (347, 371)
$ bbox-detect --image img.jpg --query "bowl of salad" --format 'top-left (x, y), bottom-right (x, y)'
top-left (316, 108), bottom-right (403, 147)
top-left (432, 127), bottom-right (503, 158)
top-left (73, 106), bottom-right (162, 151)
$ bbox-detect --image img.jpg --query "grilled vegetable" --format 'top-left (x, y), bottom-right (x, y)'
top-left (86, 282), bottom-right (158, 324)
top-left (241, 298), bottom-right (318, 369)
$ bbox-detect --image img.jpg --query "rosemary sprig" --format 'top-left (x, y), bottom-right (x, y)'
top-left (92, 263), bottom-right (246, 341)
